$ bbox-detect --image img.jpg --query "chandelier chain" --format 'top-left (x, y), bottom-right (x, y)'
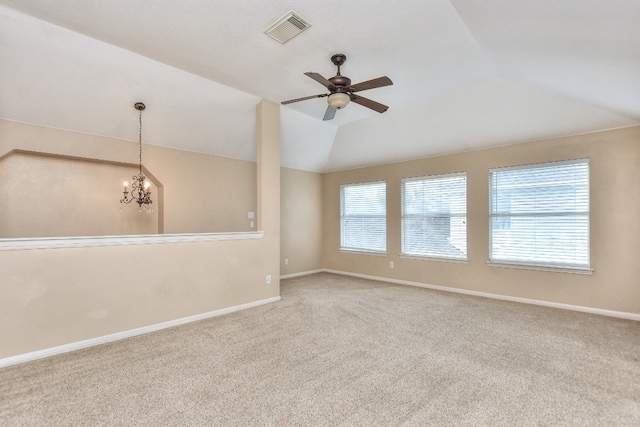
top-left (138, 108), bottom-right (143, 174)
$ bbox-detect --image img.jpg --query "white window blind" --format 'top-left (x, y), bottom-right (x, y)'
top-left (489, 159), bottom-right (590, 268)
top-left (340, 181), bottom-right (386, 252)
top-left (402, 173), bottom-right (467, 259)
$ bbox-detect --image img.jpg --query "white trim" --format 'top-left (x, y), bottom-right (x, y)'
top-left (0, 296), bottom-right (281, 368)
top-left (322, 269), bottom-right (640, 322)
top-left (340, 249), bottom-right (387, 256)
top-left (400, 254), bottom-right (468, 264)
top-left (0, 231), bottom-right (265, 251)
top-left (488, 157), bottom-right (590, 174)
top-left (402, 170), bottom-right (467, 183)
top-left (280, 269), bottom-right (324, 279)
top-left (486, 261), bottom-right (593, 275)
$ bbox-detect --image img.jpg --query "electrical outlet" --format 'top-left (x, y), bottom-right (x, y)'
top-left (266, 275), bottom-right (271, 284)
top-left (390, 261), bottom-right (394, 268)
top-left (284, 258), bottom-right (289, 265)
top-left (250, 221), bottom-right (254, 228)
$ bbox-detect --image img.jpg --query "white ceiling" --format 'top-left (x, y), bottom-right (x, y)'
top-left (1, 1), bottom-right (639, 172)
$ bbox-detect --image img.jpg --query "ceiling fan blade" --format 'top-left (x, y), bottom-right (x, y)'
top-left (281, 93), bottom-right (328, 105)
top-left (350, 94), bottom-right (389, 113)
top-left (348, 76), bottom-right (393, 93)
top-left (323, 105), bottom-right (337, 121)
top-left (305, 72), bottom-right (335, 90)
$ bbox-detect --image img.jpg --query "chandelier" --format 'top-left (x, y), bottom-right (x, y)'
top-left (121, 102), bottom-right (153, 211)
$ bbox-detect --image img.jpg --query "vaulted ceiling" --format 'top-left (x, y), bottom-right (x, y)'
top-left (1, 1), bottom-right (639, 172)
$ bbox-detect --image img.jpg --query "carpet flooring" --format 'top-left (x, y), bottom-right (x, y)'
top-left (1, 272), bottom-right (639, 426)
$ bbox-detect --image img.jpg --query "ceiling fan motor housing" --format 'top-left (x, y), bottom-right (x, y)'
top-left (329, 75), bottom-right (351, 89)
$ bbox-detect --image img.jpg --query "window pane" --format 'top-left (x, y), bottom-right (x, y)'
top-left (491, 215), bottom-right (589, 265)
top-left (341, 217), bottom-right (386, 252)
top-left (491, 162), bottom-right (589, 214)
top-left (341, 182), bottom-right (386, 252)
top-left (402, 174), bottom-right (467, 259)
top-left (490, 160), bottom-right (590, 268)
top-left (342, 185), bottom-right (386, 216)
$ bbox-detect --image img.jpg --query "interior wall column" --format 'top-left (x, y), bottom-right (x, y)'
top-left (256, 99), bottom-right (281, 287)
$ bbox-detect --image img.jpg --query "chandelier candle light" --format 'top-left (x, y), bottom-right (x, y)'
top-left (121, 102), bottom-right (153, 212)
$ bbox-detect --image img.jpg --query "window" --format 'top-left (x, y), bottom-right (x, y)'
top-left (489, 159), bottom-right (590, 269)
top-left (340, 181), bottom-right (386, 252)
top-left (402, 173), bottom-right (467, 259)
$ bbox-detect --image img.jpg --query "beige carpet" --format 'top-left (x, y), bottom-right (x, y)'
top-left (1, 272), bottom-right (639, 426)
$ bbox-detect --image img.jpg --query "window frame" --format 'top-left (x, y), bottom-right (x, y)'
top-left (401, 172), bottom-right (468, 261)
top-left (488, 158), bottom-right (591, 273)
top-left (340, 181), bottom-right (387, 254)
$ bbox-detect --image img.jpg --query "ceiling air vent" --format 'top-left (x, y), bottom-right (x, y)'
top-left (264, 11), bottom-right (311, 44)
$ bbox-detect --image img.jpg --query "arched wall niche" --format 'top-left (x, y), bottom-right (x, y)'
top-left (0, 149), bottom-right (164, 238)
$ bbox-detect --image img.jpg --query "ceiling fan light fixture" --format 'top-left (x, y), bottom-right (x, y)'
top-left (328, 92), bottom-right (350, 109)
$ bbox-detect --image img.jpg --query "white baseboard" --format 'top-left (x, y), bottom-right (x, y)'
top-left (0, 296), bottom-right (281, 369)
top-left (280, 269), bottom-right (324, 280)
top-left (323, 269), bottom-right (640, 322)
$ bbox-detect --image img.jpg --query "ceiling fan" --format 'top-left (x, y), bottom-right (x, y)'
top-left (281, 54), bottom-right (393, 121)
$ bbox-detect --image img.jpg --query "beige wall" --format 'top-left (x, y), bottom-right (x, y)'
top-left (0, 101), bottom-right (279, 359)
top-left (151, 144), bottom-right (256, 234)
top-left (0, 119), bottom-right (256, 237)
top-left (322, 126), bottom-right (640, 314)
top-left (0, 151), bottom-right (160, 237)
top-left (280, 167), bottom-right (323, 276)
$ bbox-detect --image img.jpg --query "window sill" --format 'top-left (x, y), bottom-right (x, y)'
top-left (340, 248), bottom-right (387, 256)
top-left (0, 231), bottom-right (265, 251)
top-left (400, 254), bottom-right (468, 264)
top-left (486, 261), bottom-right (593, 275)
